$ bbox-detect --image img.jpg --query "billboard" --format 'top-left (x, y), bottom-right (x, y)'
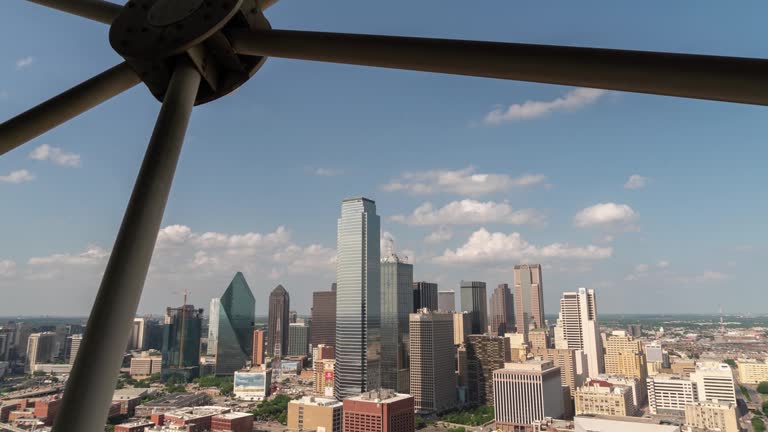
top-left (324, 371), bottom-right (334, 381)
top-left (234, 372), bottom-right (266, 390)
top-left (281, 361), bottom-right (300, 374)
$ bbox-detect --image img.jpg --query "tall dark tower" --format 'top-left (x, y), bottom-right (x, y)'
top-left (267, 285), bottom-right (290, 357)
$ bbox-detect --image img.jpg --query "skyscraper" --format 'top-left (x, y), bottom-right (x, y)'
top-left (288, 323), bottom-right (310, 356)
top-left (25, 332), bottom-right (56, 373)
top-left (252, 329), bottom-right (265, 366)
top-left (207, 298), bottom-right (220, 356)
top-left (267, 285), bottom-right (290, 357)
top-left (409, 310), bottom-right (456, 414)
top-left (489, 284), bottom-right (515, 336)
top-left (130, 318), bottom-right (146, 351)
top-left (437, 290), bottom-right (455, 312)
top-left (554, 288), bottom-right (604, 378)
top-left (466, 334), bottom-right (506, 405)
top-left (493, 360), bottom-right (565, 431)
top-left (514, 264), bottom-right (545, 333)
top-left (161, 304), bottom-right (203, 379)
top-left (604, 331), bottom-right (648, 403)
top-left (66, 334), bottom-right (82, 365)
top-left (412, 282), bottom-right (437, 312)
top-left (214, 272), bottom-right (256, 375)
top-left (380, 252), bottom-right (413, 391)
top-left (311, 285), bottom-right (336, 348)
top-left (335, 197), bottom-right (381, 400)
top-left (460, 281), bottom-right (487, 335)
top-left (690, 363), bottom-right (737, 404)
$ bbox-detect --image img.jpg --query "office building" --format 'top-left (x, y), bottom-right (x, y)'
top-left (334, 197), bottom-right (381, 400)
top-left (489, 283), bottom-right (515, 336)
top-left (342, 389), bottom-right (414, 432)
top-left (554, 288), bottom-right (604, 378)
top-left (737, 358), bottom-right (768, 384)
top-left (130, 352), bottom-right (162, 377)
top-left (380, 252), bottom-right (413, 391)
top-left (438, 290), bottom-right (455, 312)
top-left (130, 317), bottom-right (147, 351)
top-left (574, 380), bottom-right (635, 417)
top-left (288, 396), bottom-right (343, 432)
top-left (604, 331), bottom-right (647, 378)
top-left (207, 299), bottom-right (220, 356)
top-left (531, 348), bottom-right (585, 396)
top-left (233, 367), bottom-right (272, 401)
top-left (212, 272), bottom-right (255, 375)
top-left (267, 284), bottom-right (290, 357)
top-left (466, 334), bottom-right (506, 405)
top-left (690, 362), bottom-right (736, 404)
top-left (66, 334), bottom-right (82, 365)
top-left (288, 322), bottom-right (310, 356)
top-left (505, 332), bottom-right (528, 362)
top-left (25, 332), bottom-right (56, 373)
top-left (627, 324), bottom-right (642, 338)
top-left (684, 401), bottom-right (739, 432)
top-left (310, 286), bottom-right (336, 348)
top-left (514, 264), bottom-right (545, 332)
top-left (529, 328), bottom-right (549, 350)
top-left (452, 312), bottom-right (471, 345)
top-left (647, 374), bottom-right (698, 415)
top-left (671, 360), bottom-right (697, 378)
top-left (413, 281), bottom-right (438, 312)
top-left (314, 359), bottom-right (335, 397)
top-left (161, 304), bottom-right (203, 379)
top-left (595, 374), bottom-right (642, 409)
top-left (493, 360), bottom-right (564, 432)
top-left (163, 406), bottom-right (231, 431)
top-left (211, 412), bottom-right (254, 432)
top-left (113, 388), bottom-right (149, 416)
top-left (409, 310), bottom-right (456, 414)
top-left (460, 281), bottom-right (487, 335)
top-left (251, 329), bottom-right (265, 366)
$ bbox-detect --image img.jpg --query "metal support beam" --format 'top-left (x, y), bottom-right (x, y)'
top-left (27, 0), bottom-right (123, 25)
top-left (0, 62), bottom-right (140, 156)
top-left (51, 59), bottom-right (200, 432)
top-left (229, 29), bottom-right (768, 106)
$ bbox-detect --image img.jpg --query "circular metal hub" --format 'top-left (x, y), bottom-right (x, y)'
top-left (148, 0), bottom-right (205, 27)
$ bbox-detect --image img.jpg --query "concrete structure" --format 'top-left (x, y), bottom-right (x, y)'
top-left (233, 367), bottom-right (272, 401)
top-left (342, 389), bottom-right (414, 432)
top-left (603, 331), bottom-right (647, 403)
top-left (413, 281), bottom-right (438, 312)
top-left (25, 332), bottom-right (56, 373)
top-left (438, 290), bottom-right (455, 312)
top-left (452, 312), bottom-right (471, 346)
top-left (466, 334), bottom-right (507, 405)
top-left (211, 412), bottom-right (253, 432)
top-left (460, 281), bottom-right (487, 335)
top-left (647, 374), bottom-right (697, 415)
top-left (381, 252), bottom-right (413, 392)
top-left (493, 360), bottom-right (564, 432)
top-left (287, 396), bottom-right (343, 432)
top-left (310, 286), bottom-right (336, 348)
top-left (574, 380), bottom-right (635, 417)
top-left (684, 401), bottom-right (739, 432)
top-left (335, 197), bottom-right (381, 400)
top-left (409, 309), bottom-right (456, 414)
top-left (288, 323), bottom-right (310, 356)
top-left (134, 393), bottom-right (212, 417)
top-left (529, 328), bottom-right (548, 351)
top-left (130, 352), bottom-right (162, 377)
top-left (573, 415), bottom-right (681, 432)
top-left (251, 329), bottom-right (265, 366)
top-left (671, 360), bottom-right (696, 378)
top-left (213, 272), bottom-right (256, 375)
top-left (554, 288), bottom-right (604, 378)
top-left (690, 362), bottom-right (736, 404)
top-left (531, 348), bottom-right (585, 396)
top-left (490, 283), bottom-right (515, 336)
top-left (514, 264), bottom-right (545, 333)
top-left (505, 332), bottom-right (529, 362)
top-left (115, 420), bottom-right (156, 432)
top-left (267, 285), bottom-right (290, 357)
top-left (737, 358), bottom-right (768, 384)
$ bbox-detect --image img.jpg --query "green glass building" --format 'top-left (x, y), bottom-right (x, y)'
top-left (214, 272), bottom-right (256, 375)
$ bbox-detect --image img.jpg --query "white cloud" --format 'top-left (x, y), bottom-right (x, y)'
top-left (574, 203), bottom-right (638, 228)
top-left (15, 56), bottom-right (34, 69)
top-left (635, 264), bottom-right (649, 273)
top-left (434, 228), bottom-right (612, 265)
top-left (312, 168), bottom-right (342, 177)
top-left (382, 167), bottom-right (546, 197)
top-left (484, 88), bottom-right (606, 124)
top-left (28, 245), bottom-right (109, 266)
top-left (675, 271), bottom-right (728, 283)
top-left (0, 169), bottom-right (35, 183)
top-left (624, 174), bottom-right (648, 190)
top-left (29, 144), bottom-right (81, 167)
top-left (392, 200), bottom-right (544, 226)
top-left (0, 260), bottom-right (16, 278)
top-left (657, 260), bottom-right (670, 268)
top-left (424, 226), bottom-right (453, 244)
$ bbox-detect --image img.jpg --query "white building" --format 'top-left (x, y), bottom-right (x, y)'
top-left (493, 360), bottom-right (564, 432)
top-left (25, 332), bottom-right (56, 374)
top-left (737, 358), bottom-right (768, 384)
top-left (647, 374), bottom-right (698, 415)
top-left (554, 288), bottom-right (604, 378)
top-left (234, 367), bottom-right (272, 401)
top-left (574, 415), bottom-right (681, 432)
top-left (690, 362), bottom-right (736, 404)
top-left (207, 298), bottom-right (220, 356)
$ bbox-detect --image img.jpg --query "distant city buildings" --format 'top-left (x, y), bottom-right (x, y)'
top-left (531, 347), bottom-right (585, 396)
top-left (513, 264), bottom-right (545, 333)
top-left (311, 285), bottom-right (336, 348)
top-left (65, 334), bottom-right (82, 365)
top-left (381, 252), bottom-right (413, 392)
top-left (554, 288), bottom-right (604, 378)
top-left (493, 360), bottom-right (564, 432)
top-left (452, 312), bottom-right (471, 346)
top-left (206, 299), bottom-right (220, 356)
top-left (251, 329), bottom-right (265, 367)
top-left (489, 283), bottom-right (515, 336)
top-left (213, 272), bottom-right (256, 376)
top-left (437, 290), bottom-right (455, 312)
top-left (130, 352), bottom-right (162, 378)
top-left (412, 282), bottom-right (438, 312)
top-left (130, 317), bottom-right (147, 351)
top-left (267, 285), bottom-right (290, 357)
top-left (409, 309), bottom-right (456, 414)
top-left (460, 281), bottom-right (487, 335)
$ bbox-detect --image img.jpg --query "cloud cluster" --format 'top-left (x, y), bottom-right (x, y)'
top-left (424, 226), bottom-right (453, 244)
top-left (15, 56), bottom-right (34, 69)
top-left (382, 167), bottom-right (546, 196)
top-left (29, 144), bottom-right (81, 167)
top-left (0, 260), bottom-right (16, 278)
top-left (392, 200), bottom-right (544, 226)
top-left (484, 88), bottom-right (606, 124)
top-left (675, 271), bottom-right (728, 283)
top-left (574, 203), bottom-right (637, 228)
top-left (624, 174), bottom-right (648, 190)
top-left (0, 169), bottom-right (35, 184)
top-left (434, 228), bottom-right (612, 265)
top-left (312, 168), bottom-right (342, 177)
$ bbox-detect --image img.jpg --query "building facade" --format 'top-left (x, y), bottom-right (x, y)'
top-left (690, 363), bottom-right (736, 404)
top-left (737, 359), bottom-right (768, 384)
top-left (25, 332), bottom-right (56, 373)
top-left (493, 360), bottom-right (564, 432)
top-left (413, 282), bottom-right (438, 312)
top-left (251, 329), bottom-right (265, 367)
top-left (214, 272), bottom-right (255, 375)
top-left (342, 390), bottom-right (414, 432)
top-left (381, 252), bottom-right (413, 392)
top-left (531, 348), bottom-right (584, 396)
top-left (409, 310), bottom-right (456, 414)
top-left (288, 323), bottom-right (310, 357)
top-left (438, 290), bottom-right (455, 312)
top-left (490, 283), bottom-right (515, 336)
top-left (554, 288), bottom-right (604, 378)
top-left (574, 381), bottom-right (635, 417)
top-left (161, 305), bottom-right (203, 379)
top-left (513, 264), bottom-right (545, 333)
top-left (310, 287), bottom-right (336, 348)
top-left (684, 401), bottom-right (739, 432)
top-left (466, 334), bottom-right (507, 405)
top-left (267, 285), bottom-right (290, 357)
top-left (647, 374), bottom-right (698, 415)
top-left (207, 299), bottom-right (219, 356)
top-left (452, 312), bottom-right (471, 346)
top-left (288, 396), bottom-right (343, 432)
top-left (130, 317), bottom-right (147, 351)
top-left (460, 281), bottom-right (487, 335)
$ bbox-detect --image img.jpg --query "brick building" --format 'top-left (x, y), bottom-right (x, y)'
top-left (343, 390), bottom-right (414, 432)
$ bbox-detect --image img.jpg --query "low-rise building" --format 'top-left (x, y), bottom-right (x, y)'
top-left (130, 353), bottom-right (163, 378)
top-left (287, 396), bottom-right (342, 432)
top-left (574, 380), bottom-right (635, 417)
top-left (134, 393), bottom-right (212, 417)
top-left (114, 419), bottom-right (156, 432)
top-left (343, 389), bottom-right (414, 432)
top-left (594, 374), bottom-right (641, 410)
top-left (737, 359), bottom-right (768, 384)
top-left (163, 406), bottom-right (231, 432)
top-left (34, 396), bottom-right (62, 426)
top-left (113, 388), bottom-right (150, 416)
top-left (314, 359), bottom-right (335, 397)
top-left (573, 415), bottom-right (681, 432)
top-left (211, 412), bottom-right (254, 432)
top-left (684, 401), bottom-right (739, 432)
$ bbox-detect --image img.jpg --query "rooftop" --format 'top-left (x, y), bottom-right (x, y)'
top-left (212, 411), bottom-right (254, 419)
top-left (165, 406), bottom-right (230, 419)
top-left (291, 396), bottom-right (343, 408)
top-left (347, 389), bottom-right (412, 403)
top-left (140, 392), bottom-right (207, 407)
top-left (115, 419), bottom-right (155, 427)
top-left (113, 388), bottom-right (150, 400)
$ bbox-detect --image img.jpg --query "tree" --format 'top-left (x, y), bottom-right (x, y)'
top-left (752, 417), bottom-right (766, 432)
top-left (415, 416), bottom-right (426, 429)
top-left (724, 359), bottom-right (737, 368)
top-left (758, 382), bottom-right (768, 394)
top-left (762, 400), bottom-right (768, 414)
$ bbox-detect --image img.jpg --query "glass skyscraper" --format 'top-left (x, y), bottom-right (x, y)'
top-left (207, 298), bottom-right (220, 356)
top-left (335, 197), bottom-right (381, 400)
top-left (214, 272), bottom-right (256, 375)
top-left (380, 252), bottom-right (413, 391)
top-left (460, 281), bottom-right (488, 335)
top-left (161, 304), bottom-right (203, 380)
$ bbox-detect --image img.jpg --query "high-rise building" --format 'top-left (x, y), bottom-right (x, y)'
top-left (438, 290), bottom-right (455, 312)
top-left (513, 264), bottom-right (545, 332)
top-left (690, 363), bottom-right (736, 404)
top-left (529, 328), bottom-right (549, 350)
top-left (412, 282), bottom-right (438, 312)
top-left (531, 348), bottom-right (585, 396)
top-left (647, 374), bottom-right (698, 415)
top-left (554, 288), bottom-right (604, 378)
top-left (311, 285), bottom-right (336, 348)
top-left (207, 298), bottom-right (220, 356)
top-left (684, 401), bottom-right (739, 432)
top-left (574, 380), bottom-right (636, 417)
top-left (381, 252), bottom-right (413, 391)
top-left (252, 329), bottom-right (265, 366)
top-left (452, 312), bottom-right (471, 346)
top-left (288, 323), bottom-right (310, 357)
top-left (267, 284), bottom-right (290, 357)
top-left (25, 332), bottom-right (56, 373)
top-left (466, 334), bottom-right (507, 405)
top-left (627, 324), bottom-right (642, 338)
top-left (603, 331), bottom-right (647, 403)
top-left (314, 358), bottom-right (335, 397)
top-left (489, 284), bottom-right (515, 336)
top-left (161, 304), bottom-right (203, 379)
top-left (493, 360), bottom-right (564, 432)
top-left (460, 281), bottom-right (487, 335)
top-left (288, 396), bottom-right (343, 432)
top-left (409, 310), bottom-right (456, 414)
top-left (214, 272), bottom-right (256, 375)
top-left (144, 319), bottom-right (164, 350)
top-left (66, 334), bottom-right (82, 365)
top-left (737, 359), bottom-right (768, 384)
top-left (130, 318), bottom-right (146, 351)
top-left (335, 197), bottom-right (381, 400)
top-left (342, 389), bottom-right (414, 432)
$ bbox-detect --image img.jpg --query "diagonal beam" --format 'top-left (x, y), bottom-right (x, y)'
top-left (26, 0), bottom-right (122, 25)
top-left (0, 62), bottom-right (140, 157)
top-left (51, 59), bottom-right (200, 432)
top-left (258, 0), bottom-right (279, 11)
top-left (229, 29), bottom-right (768, 106)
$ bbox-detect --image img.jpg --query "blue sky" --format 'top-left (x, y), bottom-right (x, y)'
top-left (1, 0), bottom-right (766, 316)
